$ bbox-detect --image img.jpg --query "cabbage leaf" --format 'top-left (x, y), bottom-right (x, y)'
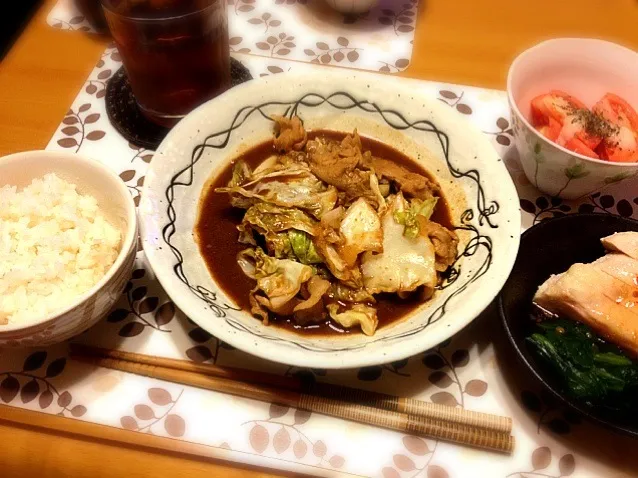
top-left (327, 303), bottom-right (379, 336)
top-left (288, 230), bottom-right (323, 264)
top-left (264, 233), bottom-right (293, 259)
top-left (330, 283), bottom-right (376, 304)
top-left (393, 197), bottom-right (438, 239)
top-left (292, 276), bottom-right (331, 325)
top-left (338, 198), bottom-right (383, 266)
top-left (218, 168), bottom-right (337, 218)
top-left (239, 248), bottom-right (313, 313)
top-left (229, 160), bottom-right (252, 187)
top-left (240, 202), bottom-right (317, 237)
top-left (361, 193), bottom-right (437, 294)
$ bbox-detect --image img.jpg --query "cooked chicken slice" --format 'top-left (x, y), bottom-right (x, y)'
top-left (594, 252), bottom-right (638, 288)
top-left (368, 157), bottom-right (440, 200)
top-left (272, 115), bottom-right (307, 153)
top-left (601, 232), bottom-right (638, 260)
top-left (340, 130), bottom-right (363, 155)
top-left (361, 194), bottom-right (437, 294)
top-left (417, 217), bottom-right (458, 271)
top-left (293, 300), bottom-right (325, 326)
top-left (534, 253), bottom-right (638, 355)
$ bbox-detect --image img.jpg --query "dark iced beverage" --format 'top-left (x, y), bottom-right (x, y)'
top-left (102, 0), bottom-right (230, 127)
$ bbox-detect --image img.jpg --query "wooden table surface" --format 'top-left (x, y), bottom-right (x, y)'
top-left (0, 0), bottom-right (636, 476)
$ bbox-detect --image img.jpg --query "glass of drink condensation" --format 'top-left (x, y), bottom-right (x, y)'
top-left (101, 0), bottom-right (231, 127)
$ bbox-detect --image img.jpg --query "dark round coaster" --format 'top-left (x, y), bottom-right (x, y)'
top-left (105, 58), bottom-right (253, 150)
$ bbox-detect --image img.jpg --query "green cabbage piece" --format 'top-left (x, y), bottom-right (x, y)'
top-left (288, 230), bottom-right (323, 264)
top-left (229, 160), bottom-right (252, 187)
top-left (240, 248), bottom-right (313, 312)
top-left (265, 233), bottom-right (294, 259)
top-left (330, 283), bottom-right (375, 303)
top-left (240, 202), bottom-right (317, 237)
top-left (217, 169), bottom-right (337, 218)
top-left (238, 203), bottom-right (324, 264)
top-left (393, 197), bottom-right (438, 239)
top-left (252, 248), bottom-right (279, 278)
top-left (327, 303), bottom-right (378, 336)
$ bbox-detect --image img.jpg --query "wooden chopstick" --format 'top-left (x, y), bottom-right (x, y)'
top-left (69, 345), bottom-right (515, 453)
top-left (69, 345), bottom-right (511, 434)
top-left (0, 405), bottom-right (327, 477)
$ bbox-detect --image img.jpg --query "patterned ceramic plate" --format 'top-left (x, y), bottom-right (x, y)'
top-left (139, 71), bottom-right (521, 368)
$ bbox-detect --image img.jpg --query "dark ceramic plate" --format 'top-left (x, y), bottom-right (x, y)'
top-left (498, 213), bottom-right (638, 438)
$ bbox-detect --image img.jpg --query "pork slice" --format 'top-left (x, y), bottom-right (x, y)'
top-left (306, 135), bottom-right (374, 203)
top-left (601, 231), bottom-right (638, 260)
top-left (273, 116), bottom-right (307, 153)
top-left (417, 217), bottom-right (459, 271)
top-left (369, 158), bottom-right (440, 200)
top-left (534, 255), bottom-right (638, 355)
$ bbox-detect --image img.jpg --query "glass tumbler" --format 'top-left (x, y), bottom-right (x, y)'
top-left (102, 0), bottom-right (231, 127)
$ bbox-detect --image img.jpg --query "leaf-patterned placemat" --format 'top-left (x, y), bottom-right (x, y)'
top-left (47, 0), bottom-right (418, 74)
top-left (3, 44), bottom-right (638, 477)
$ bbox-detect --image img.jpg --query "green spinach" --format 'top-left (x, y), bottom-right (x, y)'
top-left (527, 319), bottom-right (638, 411)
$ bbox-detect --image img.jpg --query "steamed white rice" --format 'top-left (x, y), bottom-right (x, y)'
top-left (0, 174), bottom-right (121, 325)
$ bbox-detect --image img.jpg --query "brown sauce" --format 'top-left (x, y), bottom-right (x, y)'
top-left (195, 131), bottom-right (454, 336)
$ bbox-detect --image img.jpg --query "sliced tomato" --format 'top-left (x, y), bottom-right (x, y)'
top-left (530, 90), bottom-right (602, 154)
top-left (593, 93), bottom-right (638, 132)
top-left (537, 116), bottom-right (562, 141)
top-left (556, 115), bottom-right (602, 151)
top-left (592, 93), bottom-right (638, 163)
top-left (564, 137), bottom-right (600, 159)
top-left (597, 127), bottom-right (638, 163)
top-left (598, 143), bottom-right (638, 163)
top-left (530, 90), bottom-right (588, 125)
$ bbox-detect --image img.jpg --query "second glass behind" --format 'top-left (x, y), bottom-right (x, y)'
top-left (102, 0), bottom-right (231, 128)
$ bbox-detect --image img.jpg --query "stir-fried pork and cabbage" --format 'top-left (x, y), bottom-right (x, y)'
top-left (212, 116), bottom-right (458, 336)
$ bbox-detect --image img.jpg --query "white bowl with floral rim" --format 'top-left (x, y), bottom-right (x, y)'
top-left (0, 151), bottom-right (138, 347)
top-left (507, 38), bottom-right (638, 199)
top-left (139, 70), bottom-right (521, 369)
